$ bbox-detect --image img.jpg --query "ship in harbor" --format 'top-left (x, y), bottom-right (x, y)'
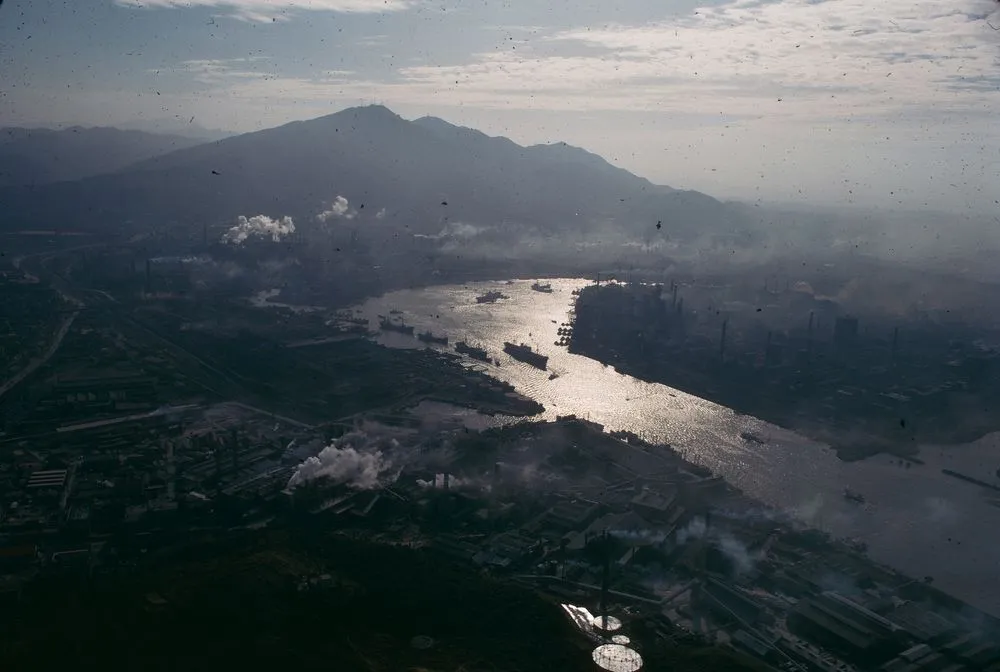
top-left (843, 488), bottom-right (866, 504)
top-left (476, 290), bottom-right (510, 304)
top-left (503, 342), bottom-right (548, 370)
top-left (455, 340), bottom-right (490, 362)
top-left (739, 431), bottom-right (766, 444)
top-left (531, 281), bottom-right (554, 293)
top-left (378, 316), bottom-right (414, 335)
top-left (417, 331), bottom-right (448, 345)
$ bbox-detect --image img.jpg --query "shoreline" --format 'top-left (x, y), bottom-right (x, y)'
top-left (572, 346), bottom-right (994, 462)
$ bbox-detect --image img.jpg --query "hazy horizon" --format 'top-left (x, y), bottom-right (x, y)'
top-left (2, 0), bottom-right (998, 213)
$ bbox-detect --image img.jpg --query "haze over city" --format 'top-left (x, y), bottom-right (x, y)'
top-left (3, 2), bottom-right (1000, 671)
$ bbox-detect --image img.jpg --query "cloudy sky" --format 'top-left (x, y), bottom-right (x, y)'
top-left (2, 0), bottom-right (998, 212)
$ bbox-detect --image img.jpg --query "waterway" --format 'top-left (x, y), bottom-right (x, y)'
top-left (353, 278), bottom-right (1000, 615)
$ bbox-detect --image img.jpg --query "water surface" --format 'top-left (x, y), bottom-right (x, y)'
top-left (355, 278), bottom-right (1000, 615)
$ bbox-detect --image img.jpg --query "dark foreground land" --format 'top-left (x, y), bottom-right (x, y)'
top-left (0, 528), bottom-right (764, 672)
top-left (569, 283), bottom-right (1000, 460)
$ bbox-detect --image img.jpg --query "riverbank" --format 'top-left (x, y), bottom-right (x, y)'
top-left (568, 281), bottom-right (1000, 461)
top-left (594, 353), bottom-right (998, 462)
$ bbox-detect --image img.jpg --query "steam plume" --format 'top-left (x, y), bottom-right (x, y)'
top-left (287, 426), bottom-right (404, 489)
top-left (222, 214), bottom-right (296, 244)
top-left (316, 195), bottom-right (356, 222)
top-left (675, 516), bottom-right (760, 574)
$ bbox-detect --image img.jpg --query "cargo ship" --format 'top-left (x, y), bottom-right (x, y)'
top-left (476, 290), bottom-right (509, 304)
top-left (531, 281), bottom-right (554, 293)
top-left (379, 317), bottom-right (414, 335)
top-left (417, 331), bottom-right (448, 345)
top-left (455, 340), bottom-right (490, 362)
top-left (503, 342), bottom-right (548, 370)
top-left (843, 488), bottom-right (866, 504)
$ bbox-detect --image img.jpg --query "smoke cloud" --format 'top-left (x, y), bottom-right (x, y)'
top-left (413, 221), bottom-right (490, 241)
top-left (316, 195), bottom-right (356, 222)
top-left (675, 516), bottom-right (760, 575)
top-left (222, 214), bottom-right (296, 244)
top-left (287, 425), bottom-right (408, 489)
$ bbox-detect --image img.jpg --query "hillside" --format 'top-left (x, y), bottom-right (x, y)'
top-left (0, 126), bottom-right (205, 187)
top-left (0, 105), bottom-right (746, 243)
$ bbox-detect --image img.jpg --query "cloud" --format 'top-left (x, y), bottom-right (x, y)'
top-left (221, 214), bottom-right (296, 244)
top-left (166, 58), bottom-right (274, 84)
top-left (389, 0), bottom-right (999, 118)
top-left (114, 0), bottom-right (417, 22)
top-left (316, 195), bottom-right (356, 222)
top-left (165, 0), bottom-right (999, 124)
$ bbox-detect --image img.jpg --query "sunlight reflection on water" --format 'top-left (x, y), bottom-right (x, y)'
top-left (355, 278), bottom-right (1000, 615)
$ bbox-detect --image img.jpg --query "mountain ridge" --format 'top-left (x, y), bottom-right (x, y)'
top-left (0, 104), bottom-right (744, 243)
top-left (0, 126), bottom-right (206, 188)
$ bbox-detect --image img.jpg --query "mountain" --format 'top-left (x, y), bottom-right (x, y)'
top-left (0, 126), bottom-right (206, 187)
top-left (0, 105), bottom-right (746, 242)
top-left (115, 117), bottom-right (235, 142)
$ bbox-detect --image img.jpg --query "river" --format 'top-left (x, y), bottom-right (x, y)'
top-left (352, 278), bottom-right (1000, 616)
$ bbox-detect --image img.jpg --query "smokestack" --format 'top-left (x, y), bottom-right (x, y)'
top-left (807, 311), bottom-right (814, 357)
top-left (720, 318), bottom-right (728, 361)
top-left (165, 439), bottom-right (176, 501)
top-left (493, 462), bottom-right (501, 486)
top-left (443, 473), bottom-right (450, 490)
top-left (600, 531), bottom-right (611, 631)
top-left (672, 284), bottom-right (678, 307)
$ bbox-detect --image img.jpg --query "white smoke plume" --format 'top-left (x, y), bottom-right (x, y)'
top-left (287, 425), bottom-right (407, 489)
top-left (413, 222), bottom-right (489, 240)
top-left (375, 207), bottom-right (387, 219)
top-left (222, 214), bottom-right (296, 244)
top-left (674, 516), bottom-right (760, 575)
top-left (316, 195), bottom-right (356, 222)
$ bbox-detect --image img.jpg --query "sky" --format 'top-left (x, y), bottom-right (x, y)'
top-left (1, 0), bottom-right (999, 212)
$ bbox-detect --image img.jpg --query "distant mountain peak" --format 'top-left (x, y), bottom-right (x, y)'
top-left (335, 104), bottom-right (401, 121)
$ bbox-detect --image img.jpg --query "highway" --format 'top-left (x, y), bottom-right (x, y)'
top-left (0, 247), bottom-right (91, 402)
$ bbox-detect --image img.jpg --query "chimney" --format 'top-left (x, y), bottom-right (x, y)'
top-left (719, 318), bottom-right (728, 361)
top-left (599, 531), bottom-right (611, 631)
top-left (165, 439), bottom-right (176, 501)
top-left (807, 311), bottom-right (814, 357)
top-left (443, 473), bottom-right (450, 491)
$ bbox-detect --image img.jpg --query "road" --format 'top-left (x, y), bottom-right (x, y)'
top-left (0, 310), bottom-right (79, 400)
top-left (0, 246), bottom-right (90, 401)
top-left (3, 243), bottom-right (317, 429)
